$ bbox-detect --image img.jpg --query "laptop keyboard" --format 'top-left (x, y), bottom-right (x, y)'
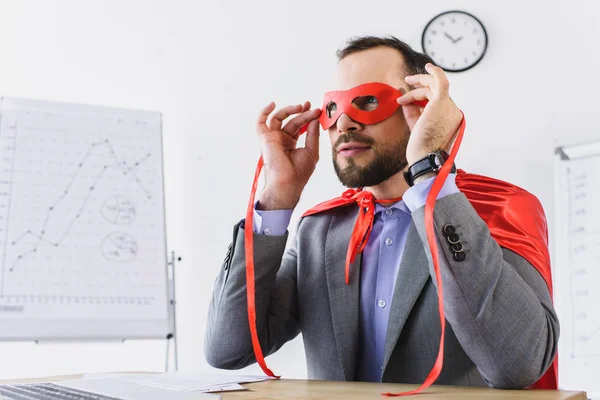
top-left (0, 383), bottom-right (123, 400)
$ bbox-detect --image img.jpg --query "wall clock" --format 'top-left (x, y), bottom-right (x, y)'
top-left (421, 10), bottom-right (488, 72)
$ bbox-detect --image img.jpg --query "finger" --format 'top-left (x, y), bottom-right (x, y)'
top-left (424, 63), bottom-right (450, 94)
top-left (302, 101), bottom-right (311, 112)
top-left (401, 103), bottom-right (422, 131)
top-left (304, 119), bottom-right (320, 163)
top-left (283, 108), bottom-right (322, 137)
top-left (405, 74), bottom-right (434, 89)
top-left (396, 88), bottom-right (432, 105)
top-left (256, 102), bottom-right (276, 134)
top-left (292, 101), bottom-right (313, 136)
top-left (268, 104), bottom-right (305, 131)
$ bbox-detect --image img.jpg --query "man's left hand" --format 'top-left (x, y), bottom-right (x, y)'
top-left (396, 63), bottom-right (463, 166)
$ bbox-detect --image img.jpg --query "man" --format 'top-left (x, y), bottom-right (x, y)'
top-left (205, 36), bottom-right (558, 389)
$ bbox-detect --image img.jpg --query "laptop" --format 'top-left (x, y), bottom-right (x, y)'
top-left (0, 378), bottom-right (219, 400)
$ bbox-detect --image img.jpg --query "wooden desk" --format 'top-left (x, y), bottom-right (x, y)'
top-left (228, 379), bottom-right (587, 400)
top-left (1, 376), bottom-right (587, 399)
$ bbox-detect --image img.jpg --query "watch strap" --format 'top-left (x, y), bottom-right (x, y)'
top-left (403, 151), bottom-right (456, 187)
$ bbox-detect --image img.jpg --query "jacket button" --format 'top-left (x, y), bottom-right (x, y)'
top-left (453, 251), bottom-right (466, 262)
top-left (443, 224), bottom-right (456, 236)
top-left (450, 242), bottom-right (463, 252)
top-left (446, 233), bottom-right (460, 245)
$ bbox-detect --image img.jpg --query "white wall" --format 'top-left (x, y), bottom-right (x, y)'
top-left (0, 0), bottom-right (599, 384)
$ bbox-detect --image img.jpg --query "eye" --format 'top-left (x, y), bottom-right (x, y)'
top-left (326, 102), bottom-right (338, 118)
top-left (351, 96), bottom-right (379, 111)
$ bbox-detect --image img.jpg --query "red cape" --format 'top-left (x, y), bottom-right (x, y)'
top-left (302, 170), bottom-right (557, 390)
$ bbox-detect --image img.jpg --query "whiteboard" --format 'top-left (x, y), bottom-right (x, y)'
top-left (554, 141), bottom-right (600, 398)
top-left (0, 97), bottom-right (171, 340)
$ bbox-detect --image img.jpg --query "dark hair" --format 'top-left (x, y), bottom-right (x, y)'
top-left (336, 35), bottom-right (435, 77)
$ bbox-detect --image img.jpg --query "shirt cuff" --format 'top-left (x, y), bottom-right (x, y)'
top-left (252, 202), bottom-right (293, 236)
top-left (403, 173), bottom-right (460, 213)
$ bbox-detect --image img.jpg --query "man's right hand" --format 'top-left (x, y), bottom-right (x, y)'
top-left (256, 101), bottom-right (322, 211)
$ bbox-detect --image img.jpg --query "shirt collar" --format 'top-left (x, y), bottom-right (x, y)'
top-left (374, 198), bottom-right (411, 216)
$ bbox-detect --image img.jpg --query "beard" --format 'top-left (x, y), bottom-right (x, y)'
top-left (333, 131), bottom-right (409, 188)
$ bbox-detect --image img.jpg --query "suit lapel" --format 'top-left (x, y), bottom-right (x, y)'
top-left (382, 221), bottom-right (430, 369)
top-left (324, 206), bottom-right (361, 381)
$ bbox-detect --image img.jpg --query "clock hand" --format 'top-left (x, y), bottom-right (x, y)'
top-left (443, 32), bottom-right (456, 42)
top-left (453, 36), bottom-right (464, 43)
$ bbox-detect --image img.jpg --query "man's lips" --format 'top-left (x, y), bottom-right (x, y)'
top-left (337, 142), bottom-right (372, 154)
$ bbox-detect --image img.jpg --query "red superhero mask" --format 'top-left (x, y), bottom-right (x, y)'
top-left (318, 82), bottom-right (428, 130)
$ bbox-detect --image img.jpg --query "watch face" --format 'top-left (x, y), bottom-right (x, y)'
top-left (422, 10), bottom-right (488, 72)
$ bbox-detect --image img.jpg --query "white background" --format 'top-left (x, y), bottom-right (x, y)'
top-left (0, 0), bottom-right (598, 393)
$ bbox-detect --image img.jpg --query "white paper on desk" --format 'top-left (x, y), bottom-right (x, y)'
top-left (136, 382), bottom-right (246, 393)
top-left (114, 373), bottom-right (272, 392)
top-left (127, 381), bottom-right (246, 393)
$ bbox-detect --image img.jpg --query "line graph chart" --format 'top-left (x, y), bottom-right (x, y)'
top-left (6, 140), bottom-right (149, 273)
top-left (0, 97), bottom-right (169, 339)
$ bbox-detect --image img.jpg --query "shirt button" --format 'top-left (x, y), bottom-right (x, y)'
top-left (378, 299), bottom-right (386, 308)
top-left (263, 228), bottom-right (272, 236)
top-left (385, 237), bottom-right (394, 246)
top-left (385, 208), bottom-right (394, 216)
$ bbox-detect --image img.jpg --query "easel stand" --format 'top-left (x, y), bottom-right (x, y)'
top-left (166, 250), bottom-right (181, 371)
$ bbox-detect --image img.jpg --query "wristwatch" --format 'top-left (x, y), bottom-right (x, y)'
top-left (403, 150), bottom-right (456, 187)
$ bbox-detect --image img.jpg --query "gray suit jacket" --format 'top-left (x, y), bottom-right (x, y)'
top-left (205, 192), bottom-right (559, 388)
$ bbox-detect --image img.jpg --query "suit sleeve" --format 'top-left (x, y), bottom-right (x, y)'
top-left (204, 220), bottom-right (301, 369)
top-left (410, 192), bottom-right (559, 389)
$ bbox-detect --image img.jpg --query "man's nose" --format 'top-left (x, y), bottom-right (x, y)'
top-left (336, 113), bottom-right (362, 133)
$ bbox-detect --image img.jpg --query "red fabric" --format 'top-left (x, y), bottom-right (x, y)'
top-left (319, 82), bottom-right (427, 129)
top-left (453, 170), bottom-right (558, 390)
top-left (244, 156), bottom-right (279, 379)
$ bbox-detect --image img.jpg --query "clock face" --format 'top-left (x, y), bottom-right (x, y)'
top-left (421, 11), bottom-right (488, 72)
